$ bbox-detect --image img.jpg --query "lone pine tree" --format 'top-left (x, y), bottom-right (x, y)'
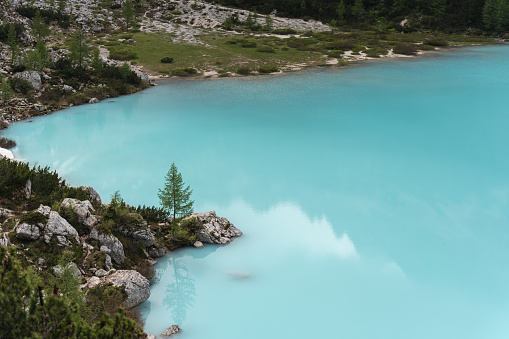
top-left (158, 162), bottom-right (194, 220)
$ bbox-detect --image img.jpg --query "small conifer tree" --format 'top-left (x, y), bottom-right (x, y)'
top-left (158, 163), bottom-right (194, 220)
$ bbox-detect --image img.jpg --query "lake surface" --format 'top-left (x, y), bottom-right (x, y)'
top-left (4, 45), bottom-right (509, 338)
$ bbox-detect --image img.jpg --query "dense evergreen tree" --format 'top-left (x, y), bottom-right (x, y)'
top-left (158, 163), bottom-right (194, 220)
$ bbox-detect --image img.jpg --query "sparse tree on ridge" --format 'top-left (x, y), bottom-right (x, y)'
top-left (158, 163), bottom-right (194, 220)
top-left (123, 0), bottom-right (135, 31)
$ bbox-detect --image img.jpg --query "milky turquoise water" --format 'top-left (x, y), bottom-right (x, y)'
top-left (4, 45), bottom-right (509, 338)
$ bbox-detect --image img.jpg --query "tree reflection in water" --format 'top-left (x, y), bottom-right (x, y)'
top-left (162, 256), bottom-right (196, 325)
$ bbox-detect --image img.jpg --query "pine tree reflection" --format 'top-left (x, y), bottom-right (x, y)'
top-left (162, 256), bottom-right (196, 325)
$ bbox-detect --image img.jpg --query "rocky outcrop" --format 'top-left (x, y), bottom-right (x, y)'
top-left (0, 147), bottom-right (14, 160)
top-left (44, 211), bottom-right (80, 246)
top-left (148, 246), bottom-right (166, 258)
top-left (81, 186), bottom-right (102, 206)
top-left (90, 228), bottom-right (125, 265)
top-left (0, 232), bottom-right (11, 247)
top-left (16, 223), bottom-right (41, 240)
top-left (60, 198), bottom-right (98, 229)
top-left (53, 262), bottom-right (81, 279)
top-left (0, 208), bottom-right (14, 219)
top-left (105, 270), bottom-right (150, 308)
top-left (22, 179), bottom-right (31, 199)
top-left (161, 325), bottom-right (181, 336)
top-left (37, 205), bottom-right (51, 216)
top-left (191, 211), bottom-right (242, 245)
top-left (117, 223), bottom-right (155, 247)
top-left (89, 97), bottom-right (99, 104)
top-left (14, 71), bottom-right (42, 91)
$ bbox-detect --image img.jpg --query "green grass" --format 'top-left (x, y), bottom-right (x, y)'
top-left (123, 30), bottom-right (494, 76)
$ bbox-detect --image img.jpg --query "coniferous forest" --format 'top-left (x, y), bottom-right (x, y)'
top-left (206, 0), bottom-right (509, 33)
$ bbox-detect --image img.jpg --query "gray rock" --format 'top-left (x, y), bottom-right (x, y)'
top-left (37, 258), bottom-right (45, 266)
top-left (136, 71), bottom-right (150, 84)
top-left (14, 71), bottom-right (41, 91)
top-left (95, 269), bottom-right (107, 277)
top-left (63, 84), bottom-right (74, 93)
top-left (87, 276), bottom-right (102, 288)
top-left (146, 335), bottom-right (156, 339)
top-left (44, 211), bottom-right (80, 246)
top-left (16, 223), bottom-right (41, 240)
top-left (81, 186), bottom-right (102, 206)
top-left (90, 228), bottom-right (125, 265)
top-left (148, 246), bottom-right (166, 258)
top-left (105, 270), bottom-right (150, 308)
top-left (161, 325), bottom-right (181, 336)
top-left (0, 208), bottom-right (14, 219)
top-left (22, 179), bottom-right (31, 199)
top-left (191, 211), bottom-right (242, 245)
top-left (53, 262), bottom-right (81, 279)
top-left (193, 241), bottom-right (204, 248)
top-left (37, 205), bottom-right (51, 216)
top-left (132, 229), bottom-right (155, 247)
top-left (60, 198), bottom-right (98, 229)
top-left (105, 254), bottom-right (113, 271)
top-left (89, 97), bottom-right (99, 104)
top-left (0, 232), bottom-right (11, 247)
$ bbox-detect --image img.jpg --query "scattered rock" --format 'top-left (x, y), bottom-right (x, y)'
top-left (37, 205), bottom-right (51, 216)
top-left (89, 97), bottom-right (100, 104)
top-left (90, 228), bottom-right (125, 265)
top-left (22, 179), bottom-right (31, 199)
top-left (53, 262), bottom-right (81, 279)
top-left (161, 325), bottom-right (181, 336)
top-left (37, 258), bottom-right (45, 266)
top-left (148, 246), bottom-right (166, 258)
top-left (191, 211), bottom-right (242, 245)
top-left (105, 270), bottom-right (150, 308)
top-left (193, 240), bottom-right (204, 248)
top-left (60, 198), bottom-right (98, 229)
top-left (95, 269), bottom-right (108, 277)
top-left (14, 71), bottom-right (42, 91)
top-left (63, 84), bottom-right (74, 93)
top-left (81, 186), bottom-right (102, 206)
top-left (0, 232), bottom-right (11, 247)
top-left (117, 225), bottom-right (155, 247)
top-left (15, 223), bottom-right (41, 240)
top-left (44, 211), bottom-right (80, 246)
top-left (87, 276), bottom-right (102, 288)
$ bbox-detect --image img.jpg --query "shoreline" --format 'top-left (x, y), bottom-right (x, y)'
top-left (0, 41), bottom-right (500, 135)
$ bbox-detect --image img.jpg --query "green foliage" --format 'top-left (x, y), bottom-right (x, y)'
top-left (7, 24), bottom-right (20, 64)
top-left (0, 246), bottom-right (145, 338)
top-left (393, 43), bottom-right (418, 55)
top-left (19, 211), bottom-right (48, 225)
top-left (272, 28), bottom-right (297, 35)
top-left (258, 65), bottom-right (279, 73)
top-left (108, 45), bottom-right (138, 60)
top-left (0, 79), bottom-right (14, 101)
top-left (171, 67), bottom-right (198, 77)
top-left (134, 204), bottom-right (168, 222)
top-left (160, 56), bottom-right (174, 63)
top-left (122, 1), bottom-right (136, 31)
top-left (31, 10), bottom-right (51, 40)
top-left (237, 66), bottom-right (251, 75)
top-left (240, 40), bottom-right (257, 48)
top-left (24, 40), bottom-right (50, 71)
top-left (425, 37), bottom-right (449, 47)
top-left (69, 29), bottom-right (90, 68)
top-left (256, 45), bottom-right (275, 53)
top-left (8, 77), bottom-right (33, 94)
top-left (91, 49), bottom-right (104, 73)
top-left (158, 163), bottom-right (194, 220)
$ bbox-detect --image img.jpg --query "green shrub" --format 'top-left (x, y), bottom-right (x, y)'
top-left (171, 68), bottom-right (198, 77)
top-left (393, 43), bottom-right (418, 55)
top-left (425, 38), bottom-right (448, 47)
top-left (240, 41), bottom-right (257, 48)
top-left (225, 39), bottom-right (238, 44)
top-left (8, 77), bottom-right (33, 94)
top-left (258, 65), bottom-right (278, 73)
top-left (160, 57), bottom-right (174, 63)
top-left (272, 28), bottom-right (297, 35)
top-left (19, 211), bottom-right (48, 225)
top-left (108, 46), bottom-right (138, 61)
top-left (134, 205), bottom-right (168, 222)
top-left (256, 45), bottom-right (275, 53)
top-left (237, 67), bottom-right (251, 75)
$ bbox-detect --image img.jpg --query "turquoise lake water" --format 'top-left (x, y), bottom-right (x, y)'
top-left (3, 45), bottom-right (509, 338)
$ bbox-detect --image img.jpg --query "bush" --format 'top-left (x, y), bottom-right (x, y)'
top-left (8, 77), bottom-right (33, 94)
top-left (160, 57), bottom-right (174, 63)
top-left (272, 28), bottom-right (297, 35)
top-left (258, 65), bottom-right (278, 73)
top-left (0, 137), bottom-right (16, 149)
top-left (425, 38), bottom-right (448, 47)
top-left (237, 67), bottom-right (251, 75)
top-left (240, 41), bottom-right (257, 48)
top-left (108, 46), bottom-right (138, 61)
top-left (225, 39), bottom-right (237, 44)
top-left (171, 68), bottom-right (198, 77)
top-left (19, 211), bottom-right (48, 225)
top-left (134, 205), bottom-right (168, 222)
top-left (256, 45), bottom-right (275, 53)
top-left (393, 43), bottom-right (418, 55)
